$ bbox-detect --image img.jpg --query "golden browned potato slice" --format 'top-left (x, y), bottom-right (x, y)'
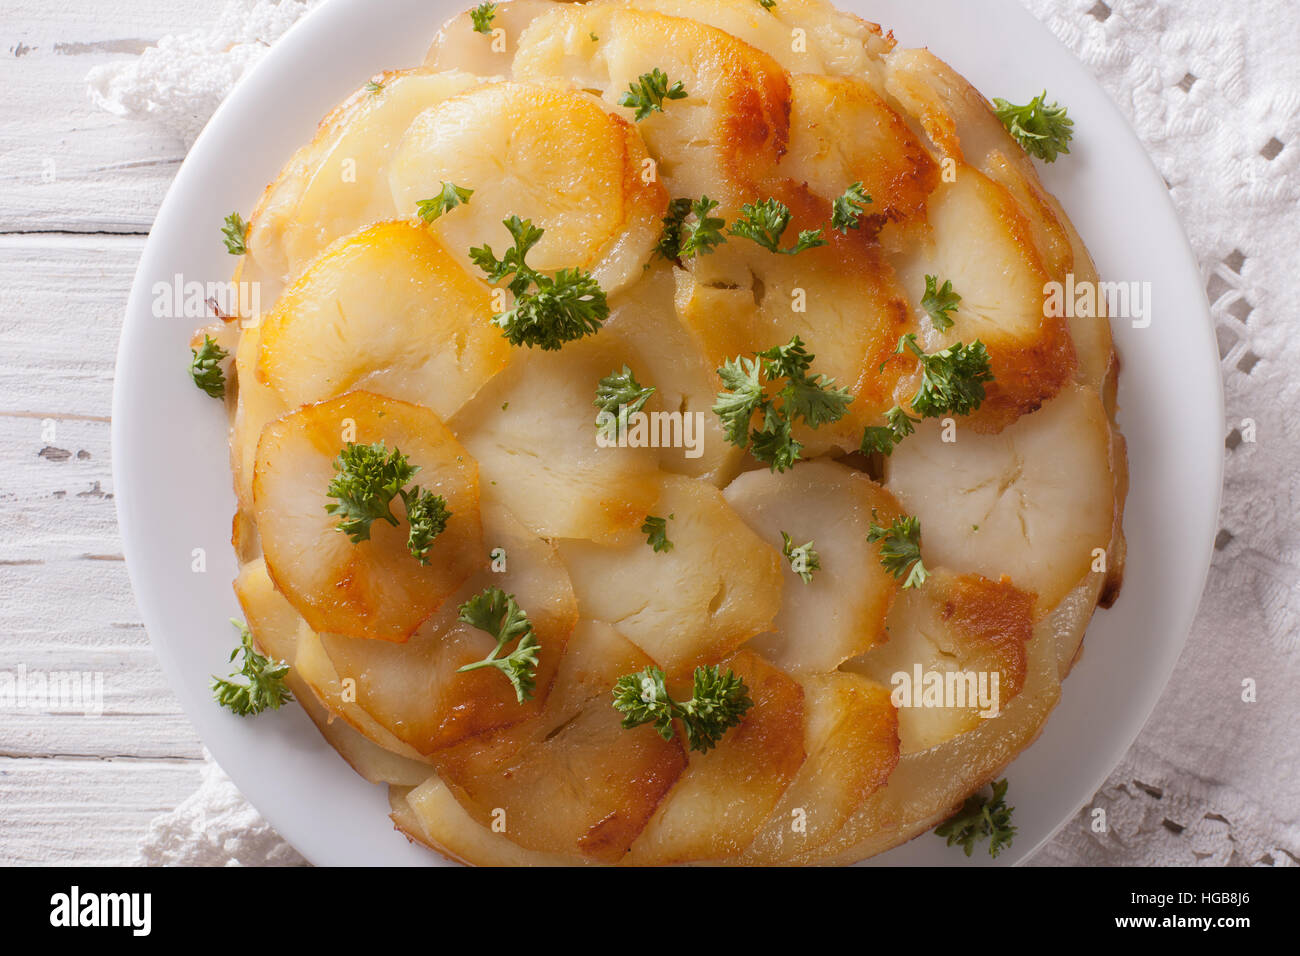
top-left (310, 503), bottom-right (576, 755)
top-left (234, 557), bottom-right (435, 785)
top-left (791, 582), bottom-right (1077, 865)
top-left (846, 570), bottom-right (1034, 753)
top-left (888, 168), bottom-right (1076, 432)
top-left (599, 265), bottom-right (744, 486)
top-left (393, 777), bottom-right (590, 866)
top-left (424, 0), bottom-right (561, 75)
top-left (738, 671), bottom-right (899, 864)
top-left (608, 0), bottom-right (890, 79)
top-left (883, 383), bottom-right (1116, 614)
top-left (242, 68), bottom-right (482, 300)
top-left (231, 320), bottom-right (287, 516)
top-left (432, 619), bottom-right (687, 863)
top-left (449, 335), bottom-right (661, 543)
top-left (513, 4), bottom-right (791, 208)
top-left (256, 221), bottom-right (509, 415)
top-left (558, 474), bottom-right (783, 672)
top-left (674, 235), bottom-right (916, 458)
top-left (783, 73), bottom-right (938, 229)
top-left (722, 461), bottom-right (901, 674)
top-left (253, 391), bottom-right (485, 642)
top-left (388, 82), bottom-right (667, 296)
top-left (624, 650), bottom-right (805, 864)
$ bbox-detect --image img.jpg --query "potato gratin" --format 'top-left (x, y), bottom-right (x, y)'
top-left (195, 0), bottom-right (1128, 865)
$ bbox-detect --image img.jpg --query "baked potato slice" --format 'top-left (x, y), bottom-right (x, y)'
top-left (253, 390), bottom-right (484, 642)
top-left (256, 220), bottom-right (509, 415)
top-left (624, 650), bottom-right (806, 864)
top-left (388, 81), bottom-right (667, 296)
top-left (846, 570), bottom-right (1034, 753)
top-left (311, 503), bottom-right (576, 755)
top-left (513, 3), bottom-right (791, 208)
top-left (723, 461), bottom-right (902, 674)
top-left (241, 68), bottom-right (481, 300)
top-left (883, 382), bottom-right (1116, 614)
top-left (432, 619), bottom-right (688, 863)
top-left (738, 671), bottom-right (899, 864)
top-left (449, 335), bottom-right (662, 543)
top-left (558, 473), bottom-right (784, 672)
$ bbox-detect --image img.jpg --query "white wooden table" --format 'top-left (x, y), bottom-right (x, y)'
top-left (0, 0), bottom-right (219, 865)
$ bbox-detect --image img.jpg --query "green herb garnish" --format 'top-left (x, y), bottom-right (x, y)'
top-left (612, 664), bottom-right (752, 753)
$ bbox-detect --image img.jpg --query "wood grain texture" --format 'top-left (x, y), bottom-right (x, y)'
top-left (0, 0), bottom-right (216, 865)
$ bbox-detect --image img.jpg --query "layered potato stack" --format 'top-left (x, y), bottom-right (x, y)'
top-left (216, 0), bottom-right (1127, 865)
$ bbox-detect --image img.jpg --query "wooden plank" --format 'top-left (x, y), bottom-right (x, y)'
top-left (0, 757), bottom-right (201, 865)
top-left (0, 234), bottom-right (140, 416)
top-left (0, 0), bottom-right (231, 233)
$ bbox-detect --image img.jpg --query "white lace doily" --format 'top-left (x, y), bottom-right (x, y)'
top-left (93, 0), bottom-right (1299, 867)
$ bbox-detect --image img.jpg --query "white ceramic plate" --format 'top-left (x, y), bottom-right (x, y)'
top-left (113, 0), bottom-right (1223, 866)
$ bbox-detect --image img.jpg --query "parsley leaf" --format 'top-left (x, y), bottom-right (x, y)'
top-left (324, 441), bottom-right (418, 544)
top-left (921, 274), bottom-right (961, 331)
top-left (935, 778), bottom-right (1017, 858)
top-left (641, 514), bottom-right (675, 553)
top-left (781, 531), bottom-right (821, 583)
top-left (189, 334), bottom-right (229, 398)
top-left (403, 487), bottom-right (451, 564)
top-left (895, 333), bottom-right (994, 418)
top-left (831, 182), bottom-right (872, 233)
top-left (867, 511), bottom-right (928, 589)
top-left (221, 212), bottom-right (248, 256)
top-left (713, 336), bottom-right (852, 472)
top-left (364, 79), bottom-right (384, 94)
top-left (595, 365), bottom-right (656, 441)
top-left (729, 198), bottom-right (827, 255)
top-left (470, 2), bottom-right (496, 34)
top-left (612, 664), bottom-right (752, 753)
top-left (858, 405), bottom-right (919, 457)
top-left (713, 356), bottom-right (765, 445)
top-left (756, 0), bottom-right (777, 8)
top-left (618, 68), bottom-right (687, 121)
top-left (212, 619), bottom-right (293, 717)
top-left (992, 92), bottom-right (1073, 162)
top-left (657, 195), bottom-right (728, 261)
top-left (760, 337), bottom-right (854, 428)
top-left (456, 587), bottom-right (541, 703)
top-left (470, 215), bottom-right (609, 350)
top-left (417, 182), bottom-right (473, 223)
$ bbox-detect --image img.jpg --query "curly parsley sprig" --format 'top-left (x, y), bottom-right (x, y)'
top-left (641, 514), bottom-right (674, 553)
top-left (714, 336), bottom-right (853, 472)
top-left (470, 215), bottom-right (609, 350)
top-left (992, 92), bottom-right (1073, 162)
top-left (921, 274), bottom-right (961, 331)
top-left (189, 335), bottom-right (229, 398)
top-left (612, 664), bottom-right (752, 752)
top-left (781, 532), bottom-right (821, 583)
top-left (619, 68), bottom-right (687, 121)
top-left (729, 198), bottom-right (827, 255)
top-left (404, 487), bottom-right (452, 564)
top-left (831, 182), bottom-right (872, 233)
top-left (470, 2), bottom-right (496, 34)
top-left (595, 365), bottom-right (656, 441)
top-left (323, 442), bottom-right (451, 561)
top-left (417, 182), bottom-right (473, 223)
top-left (212, 620), bottom-right (293, 717)
top-left (656, 196), bottom-right (727, 261)
top-left (221, 212), bottom-right (248, 256)
top-left (935, 778), bottom-right (1017, 858)
top-left (456, 587), bottom-right (541, 703)
top-left (867, 511), bottom-right (928, 589)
